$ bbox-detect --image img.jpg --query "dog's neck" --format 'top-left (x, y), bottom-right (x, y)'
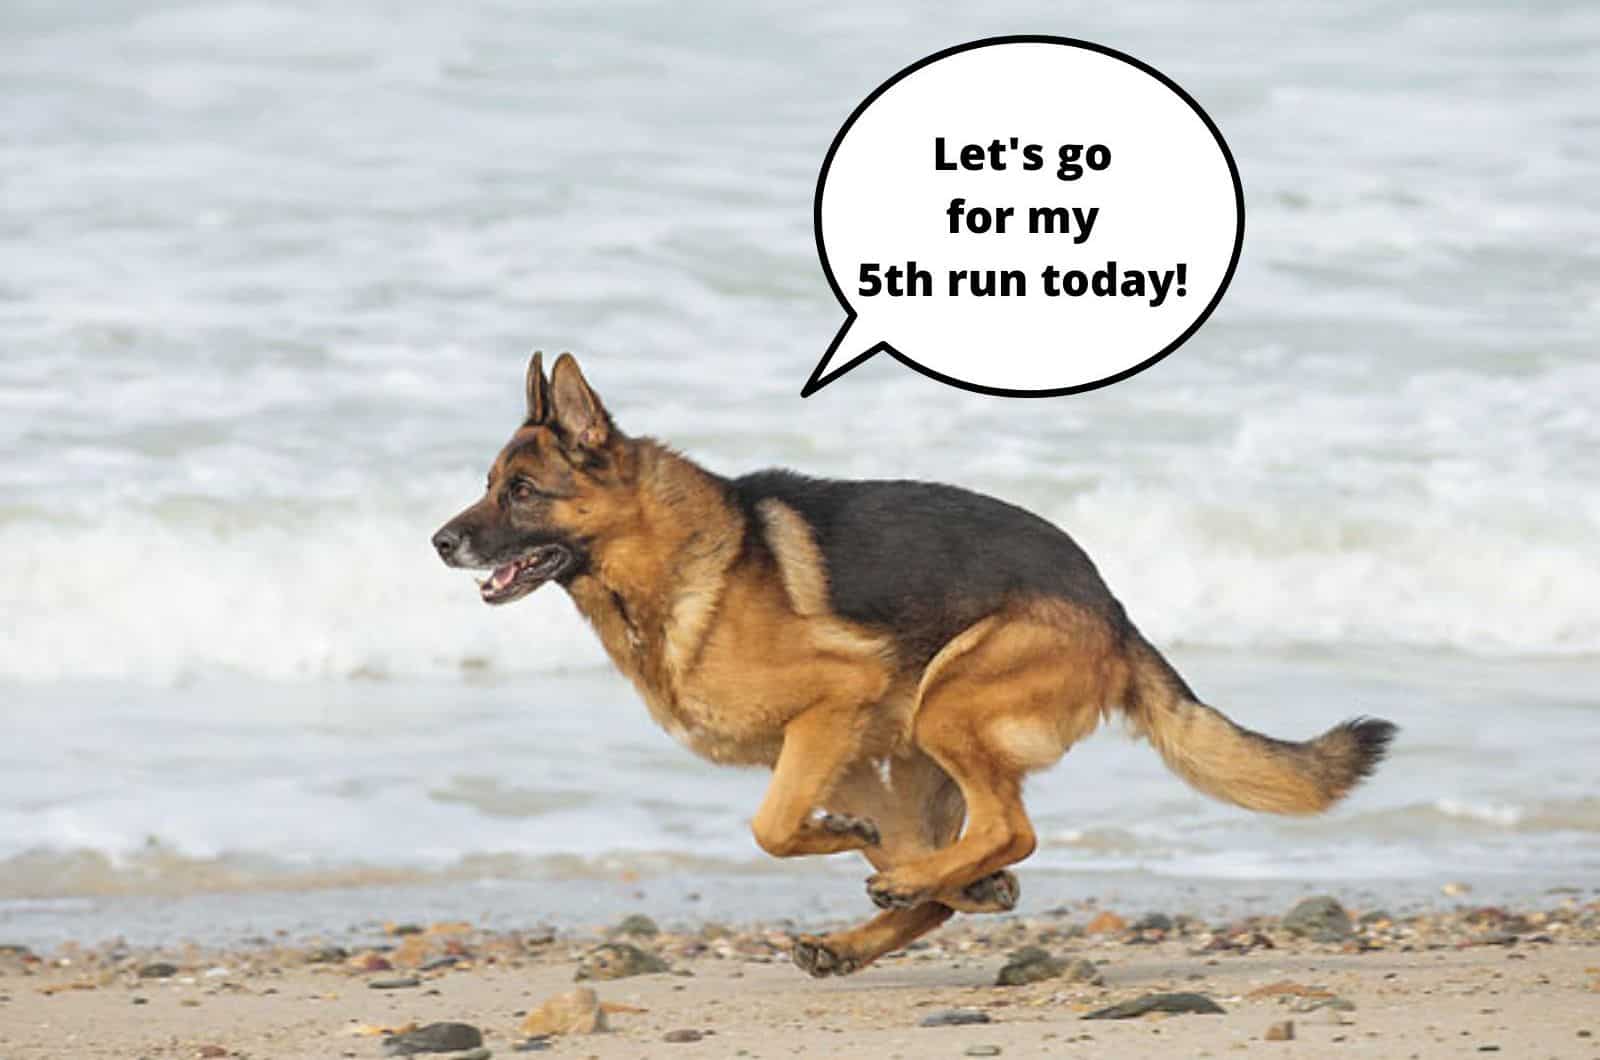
top-left (563, 439), bottom-right (743, 690)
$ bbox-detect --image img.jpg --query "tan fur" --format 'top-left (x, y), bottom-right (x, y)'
top-left (436, 353), bottom-right (1393, 977)
top-left (1124, 636), bottom-right (1382, 814)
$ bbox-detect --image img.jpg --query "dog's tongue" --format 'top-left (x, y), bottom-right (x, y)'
top-left (487, 562), bottom-right (520, 591)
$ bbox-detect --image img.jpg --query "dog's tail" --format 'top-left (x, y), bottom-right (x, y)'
top-left (1121, 633), bottom-right (1395, 815)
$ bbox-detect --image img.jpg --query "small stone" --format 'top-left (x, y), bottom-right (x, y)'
top-left (1083, 992), bottom-right (1225, 1019)
top-left (382, 1022), bottom-right (483, 1056)
top-left (369, 977), bottom-right (421, 989)
top-left (418, 956), bottom-right (459, 972)
top-left (1282, 896), bottom-right (1353, 942)
top-left (1291, 996), bottom-right (1356, 1014)
top-left (663, 1029), bottom-right (704, 1043)
top-left (965, 1047), bottom-right (1002, 1057)
top-left (995, 946), bottom-right (1062, 986)
top-left (613, 914), bottom-right (660, 938)
top-left (522, 986), bottom-right (606, 1036)
top-left (1084, 911), bottom-right (1127, 935)
top-left (196, 1047), bottom-right (227, 1058)
top-left (995, 947), bottom-right (1100, 987)
top-left (1265, 1020), bottom-right (1295, 1041)
top-left (138, 962), bottom-right (179, 979)
top-left (512, 1039), bottom-right (552, 1052)
top-left (1246, 980), bottom-right (1332, 1001)
top-left (1133, 912), bottom-right (1173, 933)
top-left (574, 942), bottom-right (670, 981)
top-left (920, 1009), bottom-right (993, 1027)
top-left (305, 946), bottom-right (348, 963)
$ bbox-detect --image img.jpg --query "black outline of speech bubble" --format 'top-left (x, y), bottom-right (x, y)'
top-left (802, 35), bottom-right (1246, 398)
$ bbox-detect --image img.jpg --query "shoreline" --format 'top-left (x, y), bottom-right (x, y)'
top-left (4, 864), bottom-right (1596, 953)
top-left (4, 893), bottom-right (1598, 1058)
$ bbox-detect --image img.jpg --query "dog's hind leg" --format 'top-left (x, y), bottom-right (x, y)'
top-left (832, 754), bottom-right (1021, 916)
top-left (750, 701), bottom-right (881, 858)
top-left (791, 902), bottom-right (953, 978)
top-left (865, 607), bottom-right (1113, 911)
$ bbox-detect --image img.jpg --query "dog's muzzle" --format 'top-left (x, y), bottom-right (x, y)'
top-left (433, 527), bottom-right (573, 605)
top-left (473, 543), bottom-right (572, 605)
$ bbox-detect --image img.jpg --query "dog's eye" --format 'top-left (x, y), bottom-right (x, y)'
top-left (510, 479), bottom-right (538, 503)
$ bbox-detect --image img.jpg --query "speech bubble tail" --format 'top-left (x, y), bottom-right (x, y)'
top-left (801, 318), bottom-right (885, 397)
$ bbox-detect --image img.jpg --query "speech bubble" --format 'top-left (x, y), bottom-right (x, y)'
top-left (804, 36), bottom-right (1244, 397)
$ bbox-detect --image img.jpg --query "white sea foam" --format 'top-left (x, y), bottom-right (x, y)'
top-left (3, 465), bottom-right (1595, 684)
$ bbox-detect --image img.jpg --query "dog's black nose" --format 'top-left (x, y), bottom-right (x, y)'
top-left (432, 528), bottom-right (460, 560)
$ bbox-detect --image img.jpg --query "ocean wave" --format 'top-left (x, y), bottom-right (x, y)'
top-left (1, 478), bottom-right (1596, 685)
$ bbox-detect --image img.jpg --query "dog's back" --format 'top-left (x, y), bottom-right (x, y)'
top-left (731, 470), bottom-right (1130, 665)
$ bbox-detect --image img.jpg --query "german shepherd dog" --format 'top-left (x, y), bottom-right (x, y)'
top-left (433, 353), bottom-right (1395, 977)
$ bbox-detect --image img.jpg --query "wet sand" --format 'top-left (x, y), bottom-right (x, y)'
top-left (4, 897), bottom-right (1598, 1059)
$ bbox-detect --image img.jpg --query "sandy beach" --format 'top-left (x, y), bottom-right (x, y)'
top-left (4, 895), bottom-right (1597, 1059)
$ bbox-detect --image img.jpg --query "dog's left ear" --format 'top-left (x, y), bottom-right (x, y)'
top-left (549, 353), bottom-right (612, 451)
top-left (525, 351), bottom-right (551, 425)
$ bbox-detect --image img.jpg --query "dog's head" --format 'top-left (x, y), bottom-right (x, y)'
top-left (432, 352), bottom-right (633, 605)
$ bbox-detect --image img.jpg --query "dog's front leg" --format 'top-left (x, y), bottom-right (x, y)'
top-left (750, 703), bottom-right (879, 857)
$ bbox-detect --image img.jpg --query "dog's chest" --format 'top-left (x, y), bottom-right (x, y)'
top-left (657, 691), bottom-right (782, 765)
top-left (571, 583), bottom-right (784, 765)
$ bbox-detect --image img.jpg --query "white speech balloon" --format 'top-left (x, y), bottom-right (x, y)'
top-left (805, 36), bottom-right (1244, 397)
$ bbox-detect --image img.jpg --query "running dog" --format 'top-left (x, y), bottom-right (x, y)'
top-left (432, 352), bottom-right (1395, 976)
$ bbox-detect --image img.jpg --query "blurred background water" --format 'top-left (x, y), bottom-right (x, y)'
top-left (2, 0), bottom-right (1597, 945)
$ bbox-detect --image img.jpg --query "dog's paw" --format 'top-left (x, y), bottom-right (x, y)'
top-left (816, 812), bottom-right (880, 846)
top-left (791, 934), bottom-right (860, 978)
top-left (959, 869), bottom-right (1020, 913)
top-left (865, 871), bottom-right (929, 911)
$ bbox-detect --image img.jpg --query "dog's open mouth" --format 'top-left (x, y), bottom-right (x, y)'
top-left (477, 544), bottom-right (571, 605)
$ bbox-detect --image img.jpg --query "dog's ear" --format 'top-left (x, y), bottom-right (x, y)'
top-left (549, 353), bottom-right (612, 451)
top-left (525, 351), bottom-right (551, 425)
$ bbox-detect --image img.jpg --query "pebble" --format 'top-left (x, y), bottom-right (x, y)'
top-left (995, 946), bottom-right (1060, 986)
top-left (995, 947), bottom-right (1101, 987)
top-left (1083, 911), bottom-right (1127, 935)
top-left (369, 977), bottom-right (422, 989)
top-left (382, 1022), bottom-right (483, 1056)
top-left (511, 1038), bottom-right (552, 1052)
top-left (305, 946), bottom-right (348, 963)
top-left (920, 1008), bottom-right (993, 1027)
top-left (1264, 1020), bottom-right (1295, 1041)
top-left (574, 942), bottom-right (671, 980)
top-left (613, 914), bottom-right (661, 938)
top-left (965, 1047), bottom-right (1002, 1057)
top-left (1133, 912), bottom-right (1174, 933)
top-left (1083, 992), bottom-right (1225, 1019)
top-left (1282, 896), bottom-right (1353, 942)
top-left (196, 1046), bottom-right (227, 1058)
top-left (138, 962), bottom-right (179, 979)
top-left (522, 986), bottom-right (606, 1036)
top-left (663, 1028), bottom-right (705, 1042)
top-left (1291, 996), bottom-right (1356, 1014)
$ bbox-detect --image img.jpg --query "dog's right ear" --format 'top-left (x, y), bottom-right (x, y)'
top-left (525, 350), bottom-right (551, 425)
